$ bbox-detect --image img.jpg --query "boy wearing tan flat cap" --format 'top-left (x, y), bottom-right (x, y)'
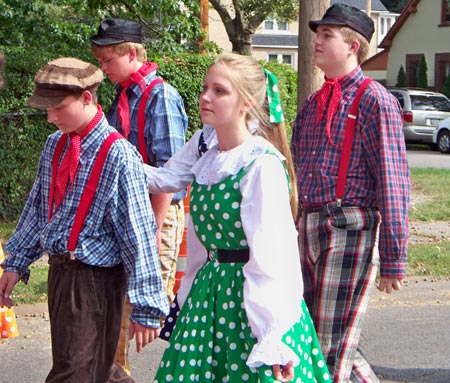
top-left (0, 57), bottom-right (169, 383)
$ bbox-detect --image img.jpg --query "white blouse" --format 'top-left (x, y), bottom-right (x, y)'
top-left (145, 127), bottom-right (304, 369)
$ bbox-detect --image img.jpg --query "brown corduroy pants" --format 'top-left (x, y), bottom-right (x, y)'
top-left (45, 256), bottom-right (134, 383)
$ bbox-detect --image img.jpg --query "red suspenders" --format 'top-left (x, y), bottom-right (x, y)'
top-left (335, 78), bottom-right (373, 206)
top-left (137, 78), bottom-right (164, 164)
top-left (49, 132), bottom-right (123, 252)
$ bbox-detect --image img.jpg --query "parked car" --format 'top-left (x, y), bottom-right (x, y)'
top-left (386, 87), bottom-right (450, 148)
top-left (433, 116), bottom-right (450, 154)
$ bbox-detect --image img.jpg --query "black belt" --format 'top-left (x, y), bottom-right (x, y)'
top-left (300, 201), bottom-right (349, 214)
top-left (208, 249), bottom-right (249, 263)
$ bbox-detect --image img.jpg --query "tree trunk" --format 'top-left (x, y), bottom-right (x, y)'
top-left (231, 37), bottom-right (253, 55)
top-left (297, 0), bottom-right (330, 108)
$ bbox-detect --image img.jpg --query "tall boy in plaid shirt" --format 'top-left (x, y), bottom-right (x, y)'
top-left (291, 4), bottom-right (410, 382)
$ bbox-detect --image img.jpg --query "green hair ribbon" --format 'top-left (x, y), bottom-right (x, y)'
top-left (263, 68), bottom-right (284, 123)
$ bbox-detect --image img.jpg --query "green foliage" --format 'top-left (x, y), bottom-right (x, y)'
top-left (396, 65), bottom-right (407, 87)
top-left (417, 55), bottom-right (428, 89)
top-left (443, 74), bottom-right (450, 99)
top-left (0, 113), bottom-right (54, 221)
top-left (380, 0), bottom-right (409, 13)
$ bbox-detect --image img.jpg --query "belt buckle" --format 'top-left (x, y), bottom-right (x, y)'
top-left (208, 250), bottom-right (216, 261)
top-left (67, 251), bottom-right (76, 260)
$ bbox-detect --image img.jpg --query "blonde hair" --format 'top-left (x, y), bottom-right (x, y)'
top-left (90, 41), bottom-right (147, 62)
top-left (213, 53), bottom-right (298, 218)
top-left (341, 27), bottom-right (370, 64)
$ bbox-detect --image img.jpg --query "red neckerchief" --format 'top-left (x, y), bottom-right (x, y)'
top-left (53, 105), bottom-right (103, 209)
top-left (118, 62), bottom-right (158, 138)
top-left (314, 75), bottom-right (345, 146)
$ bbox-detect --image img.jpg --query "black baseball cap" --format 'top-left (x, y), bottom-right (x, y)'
top-left (309, 3), bottom-right (375, 43)
top-left (90, 18), bottom-right (142, 46)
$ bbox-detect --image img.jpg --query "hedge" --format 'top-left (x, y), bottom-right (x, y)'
top-left (0, 51), bottom-right (297, 221)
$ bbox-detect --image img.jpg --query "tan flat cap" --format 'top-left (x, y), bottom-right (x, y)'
top-left (28, 57), bottom-right (103, 108)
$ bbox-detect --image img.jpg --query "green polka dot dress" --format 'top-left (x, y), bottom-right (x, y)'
top-left (154, 149), bottom-right (330, 383)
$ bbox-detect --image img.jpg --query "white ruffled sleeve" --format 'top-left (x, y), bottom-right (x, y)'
top-left (240, 154), bottom-right (303, 369)
top-left (145, 126), bottom-right (218, 193)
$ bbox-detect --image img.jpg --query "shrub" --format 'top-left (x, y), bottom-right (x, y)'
top-left (396, 65), bottom-right (407, 87)
top-left (0, 50), bottom-right (298, 221)
top-left (417, 55), bottom-right (428, 89)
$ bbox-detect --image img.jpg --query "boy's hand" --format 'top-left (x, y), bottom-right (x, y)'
top-left (0, 271), bottom-right (19, 308)
top-left (377, 277), bottom-right (403, 294)
top-left (273, 360), bottom-right (294, 382)
top-left (129, 320), bottom-right (160, 353)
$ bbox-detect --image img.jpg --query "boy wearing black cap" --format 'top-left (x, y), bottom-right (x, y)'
top-left (291, 3), bottom-right (410, 382)
top-left (90, 17), bottom-right (187, 374)
top-left (0, 57), bottom-right (169, 383)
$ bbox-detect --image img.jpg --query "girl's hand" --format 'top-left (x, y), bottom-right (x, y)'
top-left (272, 360), bottom-right (294, 382)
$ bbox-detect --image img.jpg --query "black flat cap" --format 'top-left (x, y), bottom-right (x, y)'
top-left (309, 3), bottom-right (374, 43)
top-left (91, 18), bottom-right (142, 46)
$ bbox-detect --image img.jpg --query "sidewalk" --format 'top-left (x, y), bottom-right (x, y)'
top-left (1, 277), bottom-right (449, 383)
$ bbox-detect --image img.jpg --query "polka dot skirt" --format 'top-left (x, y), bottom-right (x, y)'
top-left (154, 261), bottom-right (330, 382)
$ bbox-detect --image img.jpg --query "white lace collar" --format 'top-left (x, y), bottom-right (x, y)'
top-left (191, 135), bottom-right (285, 185)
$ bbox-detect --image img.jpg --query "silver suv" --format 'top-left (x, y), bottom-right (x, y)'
top-left (387, 87), bottom-right (450, 147)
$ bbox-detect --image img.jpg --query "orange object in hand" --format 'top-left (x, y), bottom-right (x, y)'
top-left (0, 244), bottom-right (19, 338)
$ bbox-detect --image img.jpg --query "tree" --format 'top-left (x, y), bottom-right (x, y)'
top-left (209, 0), bottom-right (298, 55)
top-left (443, 74), bottom-right (450, 99)
top-left (417, 55), bottom-right (428, 89)
top-left (0, 0), bottom-right (208, 56)
top-left (297, 0), bottom-right (329, 107)
top-left (396, 65), bottom-right (407, 87)
top-left (380, 0), bottom-right (409, 13)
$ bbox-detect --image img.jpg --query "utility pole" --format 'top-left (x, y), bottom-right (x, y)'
top-left (366, 0), bottom-right (371, 16)
top-left (199, 0), bottom-right (209, 54)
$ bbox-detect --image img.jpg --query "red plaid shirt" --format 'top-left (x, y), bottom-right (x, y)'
top-left (291, 67), bottom-right (410, 278)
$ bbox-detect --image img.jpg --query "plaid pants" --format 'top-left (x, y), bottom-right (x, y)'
top-left (159, 200), bottom-right (185, 303)
top-left (298, 204), bottom-right (381, 383)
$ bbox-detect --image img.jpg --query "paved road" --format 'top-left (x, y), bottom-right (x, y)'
top-left (406, 147), bottom-right (450, 169)
top-left (1, 277), bottom-right (449, 383)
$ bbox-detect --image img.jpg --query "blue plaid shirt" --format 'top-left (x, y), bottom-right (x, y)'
top-left (107, 64), bottom-right (188, 201)
top-left (3, 115), bottom-right (169, 327)
top-left (291, 67), bottom-right (410, 278)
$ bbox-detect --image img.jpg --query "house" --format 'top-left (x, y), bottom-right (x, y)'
top-left (373, 0), bottom-right (450, 91)
top-left (207, 0), bottom-right (398, 70)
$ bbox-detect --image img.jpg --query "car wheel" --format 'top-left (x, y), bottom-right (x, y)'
top-left (437, 130), bottom-right (450, 154)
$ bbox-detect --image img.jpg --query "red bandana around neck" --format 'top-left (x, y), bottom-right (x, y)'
top-left (53, 105), bottom-right (103, 208)
top-left (118, 62), bottom-right (158, 138)
top-left (315, 75), bottom-right (344, 146)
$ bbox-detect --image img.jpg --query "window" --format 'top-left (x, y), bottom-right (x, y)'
top-left (268, 53), bottom-right (294, 67)
top-left (263, 17), bottom-right (289, 32)
top-left (442, 0), bottom-right (450, 24)
top-left (406, 54), bottom-right (422, 87)
top-left (435, 53), bottom-right (450, 92)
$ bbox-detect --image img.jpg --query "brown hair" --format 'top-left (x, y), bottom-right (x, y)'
top-left (341, 26), bottom-right (370, 64)
top-left (91, 41), bottom-right (147, 62)
top-left (212, 53), bottom-right (298, 218)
